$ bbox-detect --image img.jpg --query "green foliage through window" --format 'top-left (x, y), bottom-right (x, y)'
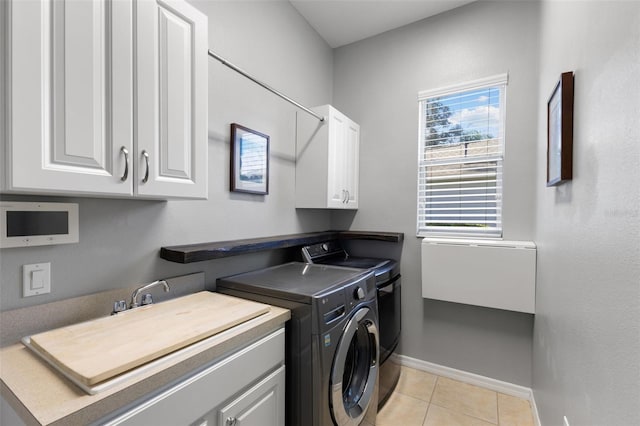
top-left (417, 76), bottom-right (507, 237)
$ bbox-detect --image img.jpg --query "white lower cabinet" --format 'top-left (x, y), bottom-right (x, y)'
top-left (98, 328), bottom-right (285, 426)
top-left (207, 366), bottom-right (284, 426)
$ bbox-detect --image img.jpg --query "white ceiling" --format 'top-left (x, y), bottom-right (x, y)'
top-left (289, 0), bottom-right (476, 48)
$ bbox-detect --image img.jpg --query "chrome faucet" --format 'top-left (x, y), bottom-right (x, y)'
top-left (130, 280), bottom-right (170, 309)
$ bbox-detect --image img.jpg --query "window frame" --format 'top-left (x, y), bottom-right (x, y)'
top-left (416, 73), bottom-right (508, 239)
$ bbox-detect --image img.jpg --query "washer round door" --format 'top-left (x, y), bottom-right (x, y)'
top-left (330, 306), bottom-right (379, 426)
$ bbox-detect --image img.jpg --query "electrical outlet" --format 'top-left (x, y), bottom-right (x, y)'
top-left (563, 415), bottom-right (570, 426)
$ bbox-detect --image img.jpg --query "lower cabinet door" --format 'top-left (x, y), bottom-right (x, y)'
top-left (216, 365), bottom-right (285, 426)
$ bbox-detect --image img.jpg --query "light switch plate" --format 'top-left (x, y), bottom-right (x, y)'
top-left (23, 263), bottom-right (51, 297)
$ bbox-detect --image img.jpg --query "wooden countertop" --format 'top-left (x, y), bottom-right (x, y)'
top-left (27, 292), bottom-right (271, 387)
top-left (0, 303), bottom-right (290, 426)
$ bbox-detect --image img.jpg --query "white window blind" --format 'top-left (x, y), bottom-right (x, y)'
top-left (417, 74), bottom-right (507, 238)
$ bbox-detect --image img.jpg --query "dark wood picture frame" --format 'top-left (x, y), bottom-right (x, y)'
top-left (547, 71), bottom-right (574, 186)
top-left (230, 123), bottom-right (270, 195)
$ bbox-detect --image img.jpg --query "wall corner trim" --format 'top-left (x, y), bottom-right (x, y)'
top-left (530, 388), bottom-right (542, 426)
top-left (393, 354), bottom-right (541, 426)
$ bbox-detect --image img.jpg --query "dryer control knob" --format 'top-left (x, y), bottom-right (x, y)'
top-left (354, 287), bottom-right (366, 300)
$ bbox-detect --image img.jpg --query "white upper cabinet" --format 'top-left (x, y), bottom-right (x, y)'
top-left (7, 0), bottom-right (133, 196)
top-left (135, 0), bottom-right (208, 199)
top-left (296, 105), bottom-right (360, 209)
top-left (4, 0), bottom-right (207, 199)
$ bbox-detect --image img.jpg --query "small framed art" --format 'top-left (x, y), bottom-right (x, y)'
top-left (547, 71), bottom-right (574, 186)
top-left (230, 123), bottom-right (270, 194)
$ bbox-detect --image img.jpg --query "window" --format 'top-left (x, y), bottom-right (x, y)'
top-left (417, 74), bottom-right (507, 238)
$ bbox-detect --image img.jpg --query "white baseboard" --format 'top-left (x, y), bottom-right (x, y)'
top-left (530, 390), bottom-right (542, 426)
top-left (393, 354), bottom-right (541, 426)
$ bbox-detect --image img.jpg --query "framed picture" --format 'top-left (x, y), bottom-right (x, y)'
top-left (547, 71), bottom-right (574, 186)
top-left (230, 123), bottom-right (270, 194)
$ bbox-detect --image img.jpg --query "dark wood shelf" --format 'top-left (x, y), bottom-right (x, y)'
top-left (160, 230), bottom-right (403, 264)
top-left (337, 231), bottom-right (405, 242)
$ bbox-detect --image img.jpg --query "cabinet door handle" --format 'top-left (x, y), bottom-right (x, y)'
top-left (346, 190), bottom-right (350, 203)
top-left (226, 417), bottom-right (237, 426)
top-left (120, 147), bottom-right (129, 182)
top-left (141, 150), bottom-right (150, 183)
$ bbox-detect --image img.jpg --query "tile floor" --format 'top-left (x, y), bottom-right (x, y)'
top-left (377, 366), bottom-right (535, 426)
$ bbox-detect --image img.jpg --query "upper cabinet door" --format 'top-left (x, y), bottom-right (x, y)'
top-left (7, 0), bottom-right (134, 196)
top-left (135, 0), bottom-right (208, 199)
top-left (326, 106), bottom-right (359, 209)
top-left (295, 105), bottom-right (360, 210)
top-left (327, 109), bottom-right (348, 208)
top-left (343, 119), bottom-right (359, 208)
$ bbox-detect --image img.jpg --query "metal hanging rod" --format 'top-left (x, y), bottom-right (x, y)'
top-left (208, 50), bottom-right (325, 122)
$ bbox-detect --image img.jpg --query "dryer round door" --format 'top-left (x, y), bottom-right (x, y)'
top-left (330, 306), bottom-right (379, 426)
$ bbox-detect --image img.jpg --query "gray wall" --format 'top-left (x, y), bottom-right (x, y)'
top-left (4, 3), bottom-right (639, 423)
top-left (331, 1), bottom-right (541, 386)
top-left (0, 0), bottom-right (5, 191)
top-left (0, 1), bottom-right (333, 311)
top-left (533, 1), bottom-right (640, 425)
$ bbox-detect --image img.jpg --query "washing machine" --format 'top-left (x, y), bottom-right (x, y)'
top-left (217, 262), bottom-right (379, 426)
